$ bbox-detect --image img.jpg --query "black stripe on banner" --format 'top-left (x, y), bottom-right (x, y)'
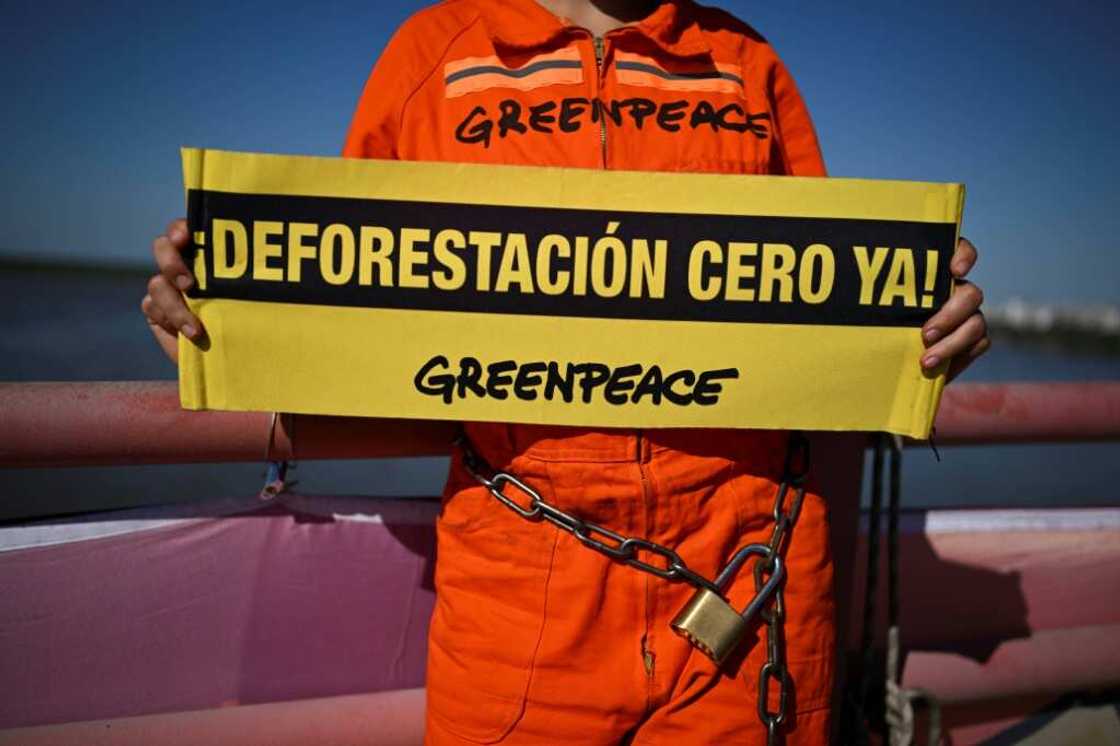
top-left (615, 60), bottom-right (744, 86)
top-left (445, 59), bottom-right (583, 84)
top-left (186, 190), bottom-right (955, 328)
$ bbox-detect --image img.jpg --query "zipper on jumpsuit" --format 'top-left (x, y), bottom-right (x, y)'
top-left (589, 32), bottom-right (651, 475)
top-left (585, 28), bottom-right (657, 683)
top-left (592, 35), bottom-right (609, 169)
top-left (590, 29), bottom-right (656, 681)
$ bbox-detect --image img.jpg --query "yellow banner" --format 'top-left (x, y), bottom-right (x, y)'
top-left (179, 148), bottom-right (963, 437)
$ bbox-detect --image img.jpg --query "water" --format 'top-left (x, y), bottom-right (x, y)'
top-left (2, 264), bottom-right (1118, 520)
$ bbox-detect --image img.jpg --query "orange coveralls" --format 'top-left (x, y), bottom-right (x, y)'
top-left (344, 1), bottom-right (835, 743)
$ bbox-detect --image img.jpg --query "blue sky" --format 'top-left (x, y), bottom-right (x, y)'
top-left (1, 0), bottom-right (1117, 304)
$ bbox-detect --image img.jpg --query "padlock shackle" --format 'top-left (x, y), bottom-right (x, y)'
top-left (713, 544), bottom-right (776, 589)
top-left (740, 555), bottom-right (783, 622)
top-left (710, 544), bottom-right (786, 624)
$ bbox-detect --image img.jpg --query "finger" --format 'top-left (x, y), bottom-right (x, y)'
top-left (152, 233), bottom-right (194, 291)
top-left (148, 320), bottom-right (182, 364)
top-left (166, 218), bottom-right (188, 245)
top-left (951, 236), bottom-right (977, 278)
top-left (142, 294), bottom-right (184, 364)
top-left (921, 312), bottom-right (987, 370)
top-left (142, 282), bottom-right (179, 337)
top-left (147, 274), bottom-right (204, 340)
top-left (142, 295), bottom-right (181, 362)
top-left (140, 293), bottom-right (168, 330)
top-left (922, 280), bottom-right (983, 345)
top-left (946, 335), bottom-right (992, 383)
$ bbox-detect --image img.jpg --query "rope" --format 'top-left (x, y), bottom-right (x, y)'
top-left (845, 434), bottom-right (943, 746)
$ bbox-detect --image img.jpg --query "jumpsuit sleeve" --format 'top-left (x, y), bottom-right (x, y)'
top-left (766, 58), bottom-right (827, 177)
top-left (342, 20), bottom-right (432, 159)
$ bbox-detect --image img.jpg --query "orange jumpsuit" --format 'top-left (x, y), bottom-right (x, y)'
top-left (343, 1), bottom-right (835, 743)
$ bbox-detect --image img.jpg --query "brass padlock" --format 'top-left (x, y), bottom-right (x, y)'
top-left (671, 544), bottom-right (784, 665)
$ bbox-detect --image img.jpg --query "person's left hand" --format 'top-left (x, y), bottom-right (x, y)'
top-left (920, 237), bottom-right (990, 382)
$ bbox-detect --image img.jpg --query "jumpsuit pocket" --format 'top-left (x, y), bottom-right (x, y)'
top-left (427, 466), bottom-right (560, 743)
top-left (785, 653), bottom-right (834, 715)
top-left (748, 652), bottom-right (834, 741)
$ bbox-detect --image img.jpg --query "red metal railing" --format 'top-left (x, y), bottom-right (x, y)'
top-left (1, 381), bottom-right (1118, 468)
top-left (929, 381), bottom-right (1120, 444)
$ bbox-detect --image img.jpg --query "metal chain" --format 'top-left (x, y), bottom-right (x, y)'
top-left (455, 431), bottom-right (810, 742)
top-left (755, 432), bottom-right (810, 746)
top-left (456, 438), bottom-right (721, 594)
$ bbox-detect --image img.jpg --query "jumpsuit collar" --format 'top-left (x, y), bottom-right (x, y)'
top-left (475, 0), bottom-right (712, 58)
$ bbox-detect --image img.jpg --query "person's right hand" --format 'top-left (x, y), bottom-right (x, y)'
top-left (141, 218), bottom-right (204, 364)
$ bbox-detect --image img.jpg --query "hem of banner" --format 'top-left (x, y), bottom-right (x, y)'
top-left (173, 398), bottom-right (938, 440)
top-left (178, 147), bottom-right (206, 411)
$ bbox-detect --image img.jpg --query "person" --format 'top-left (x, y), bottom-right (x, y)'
top-left (142, 1), bottom-right (990, 743)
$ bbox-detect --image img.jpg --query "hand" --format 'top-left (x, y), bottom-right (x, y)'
top-left (920, 237), bottom-right (990, 382)
top-left (141, 218), bottom-right (205, 364)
